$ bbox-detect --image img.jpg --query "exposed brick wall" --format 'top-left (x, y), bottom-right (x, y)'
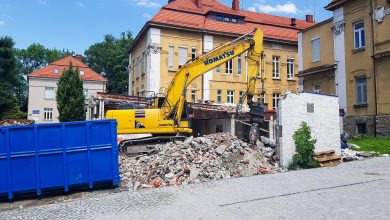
top-left (344, 115), bottom-right (376, 137)
top-left (376, 115), bottom-right (390, 136)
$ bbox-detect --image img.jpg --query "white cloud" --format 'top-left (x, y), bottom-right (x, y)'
top-left (247, 6), bottom-right (256, 12)
top-left (254, 2), bottom-right (297, 14)
top-left (0, 20), bottom-right (5, 26)
top-left (134, 0), bottom-right (161, 8)
top-left (78, 2), bottom-right (85, 7)
top-left (143, 13), bottom-right (152, 19)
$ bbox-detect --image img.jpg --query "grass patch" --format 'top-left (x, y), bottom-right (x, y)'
top-left (350, 137), bottom-right (390, 155)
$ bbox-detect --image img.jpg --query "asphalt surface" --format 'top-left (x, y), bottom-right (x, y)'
top-left (1, 157), bottom-right (390, 220)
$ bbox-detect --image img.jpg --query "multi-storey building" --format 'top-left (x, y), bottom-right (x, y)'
top-left (128, 0), bottom-right (314, 112)
top-left (27, 55), bottom-right (107, 123)
top-left (298, 0), bottom-right (390, 136)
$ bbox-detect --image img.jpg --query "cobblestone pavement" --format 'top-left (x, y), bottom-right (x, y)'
top-left (1, 157), bottom-right (390, 220)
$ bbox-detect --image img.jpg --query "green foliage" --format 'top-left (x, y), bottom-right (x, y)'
top-left (0, 36), bottom-right (21, 119)
top-left (56, 63), bottom-right (86, 122)
top-left (14, 43), bottom-right (71, 111)
top-left (1, 108), bottom-right (27, 120)
top-left (289, 122), bottom-right (319, 170)
top-left (84, 31), bottom-right (133, 94)
top-left (350, 137), bottom-right (390, 155)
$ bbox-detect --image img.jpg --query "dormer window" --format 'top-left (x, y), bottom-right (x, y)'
top-left (215, 15), bottom-right (239, 23)
top-left (216, 15), bottom-right (223, 21)
top-left (53, 68), bottom-right (59, 74)
top-left (231, 18), bottom-right (237, 23)
top-left (224, 17), bottom-right (230, 22)
top-left (80, 70), bottom-right (85, 76)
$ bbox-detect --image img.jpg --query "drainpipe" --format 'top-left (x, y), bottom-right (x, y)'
top-left (370, 0), bottom-right (378, 137)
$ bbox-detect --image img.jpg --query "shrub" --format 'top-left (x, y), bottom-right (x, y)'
top-left (289, 122), bottom-right (319, 170)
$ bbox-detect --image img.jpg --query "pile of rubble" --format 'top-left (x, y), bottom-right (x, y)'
top-left (119, 133), bottom-right (285, 190)
top-left (341, 148), bottom-right (373, 162)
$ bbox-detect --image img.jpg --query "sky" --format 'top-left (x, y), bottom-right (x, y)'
top-left (0, 0), bottom-right (332, 54)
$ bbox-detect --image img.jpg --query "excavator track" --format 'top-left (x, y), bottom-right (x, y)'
top-left (119, 135), bottom-right (187, 155)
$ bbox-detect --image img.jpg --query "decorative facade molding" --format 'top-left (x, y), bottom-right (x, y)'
top-left (332, 20), bottom-right (345, 36)
top-left (373, 6), bottom-right (390, 23)
top-left (147, 43), bottom-right (162, 54)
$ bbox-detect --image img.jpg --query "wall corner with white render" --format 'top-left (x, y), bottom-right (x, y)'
top-left (333, 7), bottom-right (347, 113)
top-left (297, 32), bottom-right (304, 92)
top-left (203, 35), bottom-right (213, 101)
top-left (147, 28), bottom-right (161, 95)
top-left (278, 93), bottom-right (341, 167)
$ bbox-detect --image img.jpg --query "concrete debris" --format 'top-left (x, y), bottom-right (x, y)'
top-left (341, 148), bottom-right (374, 162)
top-left (119, 133), bottom-right (285, 190)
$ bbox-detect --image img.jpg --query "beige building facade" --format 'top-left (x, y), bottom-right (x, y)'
top-left (129, 0), bottom-right (314, 113)
top-left (299, 0), bottom-right (390, 136)
top-left (27, 56), bottom-right (107, 123)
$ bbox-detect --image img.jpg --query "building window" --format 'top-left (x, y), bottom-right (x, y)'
top-left (259, 54), bottom-right (266, 78)
top-left (313, 84), bottom-right (321, 93)
top-left (44, 87), bottom-right (55, 99)
top-left (178, 46), bottom-right (187, 68)
top-left (217, 90), bottom-right (222, 103)
top-left (191, 47), bottom-right (197, 60)
top-left (216, 15), bottom-right (223, 21)
top-left (191, 89), bottom-right (196, 103)
top-left (312, 38), bottom-right (320, 62)
top-left (238, 55), bottom-right (242, 74)
top-left (354, 22), bottom-right (365, 49)
top-left (231, 18), bottom-right (237, 23)
top-left (287, 58), bottom-right (294, 79)
top-left (272, 56), bottom-right (280, 78)
top-left (136, 56), bottom-right (141, 76)
top-left (226, 59), bottom-right (233, 74)
top-left (83, 89), bottom-right (88, 97)
top-left (216, 65), bottom-right (220, 73)
top-left (239, 91), bottom-right (244, 102)
top-left (227, 90), bottom-right (234, 103)
top-left (143, 52), bottom-right (147, 74)
top-left (224, 17), bottom-right (230, 22)
top-left (168, 45), bottom-right (174, 69)
top-left (356, 78), bottom-right (367, 105)
top-left (356, 123), bottom-right (367, 134)
top-left (272, 93), bottom-right (280, 110)
top-left (44, 108), bottom-right (53, 120)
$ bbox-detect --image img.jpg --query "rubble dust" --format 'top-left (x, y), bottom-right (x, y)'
top-left (119, 133), bottom-right (285, 190)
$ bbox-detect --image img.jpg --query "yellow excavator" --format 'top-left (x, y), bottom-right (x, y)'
top-left (106, 28), bottom-right (265, 145)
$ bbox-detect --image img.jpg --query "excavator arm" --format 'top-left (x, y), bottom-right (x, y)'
top-left (161, 28), bottom-right (264, 123)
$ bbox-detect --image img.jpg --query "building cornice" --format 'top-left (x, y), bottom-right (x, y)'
top-left (298, 64), bottom-right (337, 76)
top-left (300, 18), bottom-right (333, 33)
top-left (325, 0), bottom-right (350, 11)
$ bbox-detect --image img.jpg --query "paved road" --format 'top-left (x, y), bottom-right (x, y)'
top-left (2, 157), bottom-right (390, 220)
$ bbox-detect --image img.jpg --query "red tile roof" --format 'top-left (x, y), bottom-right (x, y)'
top-left (145, 0), bottom-right (315, 43)
top-left (28, 56), bottom-right (108, 82)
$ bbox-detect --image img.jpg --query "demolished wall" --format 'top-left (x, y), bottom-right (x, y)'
top-left (278, 93), bottom-right (341, 167)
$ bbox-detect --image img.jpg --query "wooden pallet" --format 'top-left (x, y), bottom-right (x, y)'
top-left (313, 150), bottom-right (342, 167)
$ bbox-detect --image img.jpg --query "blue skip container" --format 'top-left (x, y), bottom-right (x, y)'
top-left (0, 120), bottom-right (119, 200)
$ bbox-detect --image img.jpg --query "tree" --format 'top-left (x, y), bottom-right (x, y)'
top-left (14, 44), bottom-right (71, 111)
top-left (0, 36), bottom-right (24, 120)
top-left (56, 63), bottom-right (86, 122)
top-left (84, 31), bottom-right (133, 94)
top-left (289, 122), bottom-right (319, 169)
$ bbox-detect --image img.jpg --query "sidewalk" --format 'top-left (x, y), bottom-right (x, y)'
top-left (2, 157), bottom-right (390, 220)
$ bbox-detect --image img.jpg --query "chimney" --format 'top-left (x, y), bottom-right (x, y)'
top-left (195, 0), bottom-right (203, 8)
top-left (291, 18), bottom-right (296, 26)
top-left (232, 0), bottom-right (239, 11)
top-left (306, 14), bottom-right (314, 23)
top-left (74, 54), bottom-right (83, 62)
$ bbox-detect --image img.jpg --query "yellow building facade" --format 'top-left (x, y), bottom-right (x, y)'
top-left (299, 0), bottom-right (390, 136)
top-left (129, 0), bottom-right (314, 112)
